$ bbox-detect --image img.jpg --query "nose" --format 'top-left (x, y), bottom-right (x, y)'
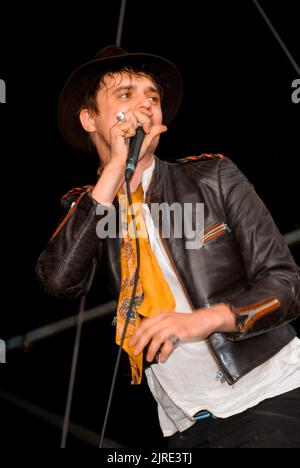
top-left (138, 96), bottom-right (152, 111)
top-left (136, 98), bottom-right (154, 121)
top-left (137, 94), bottom-right (152, 113)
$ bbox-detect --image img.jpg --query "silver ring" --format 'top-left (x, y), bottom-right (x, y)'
top-left (169, 335), bottom-right (180, 347)
top-left (116, 111), bottom-right (126, 121)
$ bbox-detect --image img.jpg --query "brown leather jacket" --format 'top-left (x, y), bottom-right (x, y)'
top-left (36, 154), bottom-right (300, 384)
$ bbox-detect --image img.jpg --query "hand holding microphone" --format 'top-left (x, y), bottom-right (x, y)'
top-left (91, 110), bottom-right (167, 205)
top-left (117, 112), bottom-right (145, 181)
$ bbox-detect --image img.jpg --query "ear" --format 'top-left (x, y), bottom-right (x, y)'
top-left (79, 108), bottom-right (97, 133)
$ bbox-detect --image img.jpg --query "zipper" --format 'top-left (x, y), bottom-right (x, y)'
top-left (239, 297), bottom-right (280, 317)
top-left (111, 315), bottom-right (117, 326)
top-left (237, 297), bottom-right (280, 333)
top-left (215, 370), bottom-right (226, 384)
top-left (202, 222), bottom-right (231, 243)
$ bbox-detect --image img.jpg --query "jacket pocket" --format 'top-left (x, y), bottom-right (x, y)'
top-left (201, 222), bottom-right (231, 243)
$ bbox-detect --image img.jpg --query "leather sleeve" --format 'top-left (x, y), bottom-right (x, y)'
top-left (35, 188), bottom-right (116, 299)
top-left (218, 157), bottom-right (300, 341)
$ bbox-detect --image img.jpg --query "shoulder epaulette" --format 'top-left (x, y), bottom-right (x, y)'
top-left (60, 185), bottom-right (94, 210)
top-left (175, 154), bottom-right (225, 164)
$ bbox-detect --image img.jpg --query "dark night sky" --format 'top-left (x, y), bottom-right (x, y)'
top-left (0, 0), bottom-right (299, 448)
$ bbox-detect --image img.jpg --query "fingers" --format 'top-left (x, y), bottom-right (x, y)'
top-left (130, 319), bottom-right (169, 359)
top-left (114, 109), bottom-right (167, 137)
top-left (146, 123), bottom-right (168, 140)
top-left (145, 329), bottom-right (179, 363)
top-left (129, 312), bottom-right (181, 363)
top-left (156, 339), bottom-right (175, 363)
top-left (132, 110), bottom-right (153, 134)
top-left (109, 110), bottom-right (168, 167)
top-left (129, 312), bottom-right (170, 347)
top-left (113, 109), bottom-right (149, 135)
top-left (112, 117), bottom-right (137, 139)
top-left (132, 110), bottom-right (168, 139)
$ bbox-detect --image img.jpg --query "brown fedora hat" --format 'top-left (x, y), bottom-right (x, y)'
top-left (57, 45), bottom-right (183, 154)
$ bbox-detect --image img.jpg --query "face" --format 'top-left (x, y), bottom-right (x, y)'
top-left (82, 71), bottom-right (163, 161)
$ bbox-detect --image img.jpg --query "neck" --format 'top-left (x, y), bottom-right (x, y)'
top-left (129, 153), bottom-right (154, 192)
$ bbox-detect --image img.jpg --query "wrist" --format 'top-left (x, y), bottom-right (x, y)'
top-left (103, 161), bottom-right (125, 179)
top-left (91, 163), bottom-right (125, 204)
top-left (203, 303), bottom-right (237, 333)
top-left (217, 303), bottom-right (237, 332)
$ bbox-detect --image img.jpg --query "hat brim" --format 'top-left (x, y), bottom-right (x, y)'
top-left (57, 52), bottom-right (182, 154)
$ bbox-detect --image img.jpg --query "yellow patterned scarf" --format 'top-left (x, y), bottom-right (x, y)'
top-left (116, 183), bottom-right (176, 384)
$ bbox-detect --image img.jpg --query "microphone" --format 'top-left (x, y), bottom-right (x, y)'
top-left (125, 126), bottom-right (145, 181)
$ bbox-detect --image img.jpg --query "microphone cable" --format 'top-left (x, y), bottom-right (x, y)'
top-left (99, 177), bottom-right (141, 448)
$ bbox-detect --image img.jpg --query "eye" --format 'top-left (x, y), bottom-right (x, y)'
top-left (148, 95), bottom-right (160, 104)
top-left (120, 92), bottom-right (131, 99)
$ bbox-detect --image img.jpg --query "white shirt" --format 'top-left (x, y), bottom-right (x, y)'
top-left (139, 157), bottom-right (300, 437)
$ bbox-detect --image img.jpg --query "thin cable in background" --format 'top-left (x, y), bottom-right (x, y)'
top-left (252, 0), bottom-right (300, 78)
top-left (116, 0), bottom-right (127, 47)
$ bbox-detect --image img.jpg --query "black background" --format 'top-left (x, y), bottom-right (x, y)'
top-left (0, 0), bottom-right (299, 448)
